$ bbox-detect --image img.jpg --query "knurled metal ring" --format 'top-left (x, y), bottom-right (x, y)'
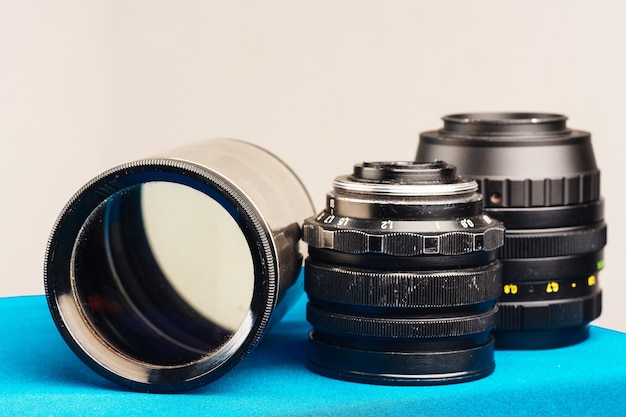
top-left (305, 261), bottom-right (501, 307)
top-left (307, 303), bottom-right (498, 339)
top-left (303, 223), bottom-right (504, 256)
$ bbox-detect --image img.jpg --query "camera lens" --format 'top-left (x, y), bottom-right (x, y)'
top-left (417, 113), bottom-right (606, 349)
top-left (44, 139), bottom-right (314, 392)
top-left (303, 161), bottom-right (504, 385)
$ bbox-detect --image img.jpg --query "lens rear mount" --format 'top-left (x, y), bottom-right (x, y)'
top-left (334, 161), bottom-right (478, 197)
top-left (441, 112), bottom-right (570, 137)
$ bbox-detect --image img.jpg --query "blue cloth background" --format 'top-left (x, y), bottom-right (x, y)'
top-left (1, 294), bottom-right (625, 416)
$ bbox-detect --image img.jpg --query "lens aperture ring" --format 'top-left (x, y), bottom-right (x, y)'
top-left (303, 217), bottom-right (504, 256)
top-left (307, 303), bottom-right (498, 339)
top-left (500, 222), bottom-right (606, 259)
top-left (305, 261), bottom-right (501, 308)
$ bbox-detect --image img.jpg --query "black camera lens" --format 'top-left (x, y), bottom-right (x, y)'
top-left (303, 161), bottom-right (505, 385)
top-left (44, 139), bottom-right (314, 392)
top-left (417, 113), bottom-right (606, 349)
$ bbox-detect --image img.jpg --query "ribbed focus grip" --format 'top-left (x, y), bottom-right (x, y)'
top-left (500, 222), bottom-right (606, 258)
top-left (305, 261), bottom-right (501, 307)
top-left (497, 289), bottom-right (602, 331)
top-left (307, 304), bottom-right (498, 339)
top-left (479, 172), bottom-right (600, 208)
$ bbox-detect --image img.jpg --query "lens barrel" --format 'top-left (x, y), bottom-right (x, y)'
top-left (417, 113), bottom-right (606, 349)
top-left (44, 139), bottom-right (314, 392)
top-left (303, 161), bottom-right (504, 384)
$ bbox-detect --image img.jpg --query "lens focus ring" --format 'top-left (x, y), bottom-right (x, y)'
top-left (497, 290), bottom-right (602, 331)
top-left (500, 223), bottom-right (607, 258)
top-left (305, 261), bottom-right (502, 307)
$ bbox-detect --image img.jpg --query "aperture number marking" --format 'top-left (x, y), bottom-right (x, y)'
top-left (546, 282), bottom-right (560, 293)
top-left (317, 214), bottom-right (351, 226)
top-left (503, 284), bottom-right (518, 295)
top-left (460, 219), bottom-right (475, 228)
top-left (381, 220), bottom-right (393, 230)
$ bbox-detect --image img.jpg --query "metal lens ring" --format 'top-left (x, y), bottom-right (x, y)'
top-left (333, 161), bottom-right (478, 197)
top-left (303, 161), bottom-right (505, 385)
top-left (44, 139), bottom-right (314, 392)
top-left (418, 113), bottom-right (606, 349)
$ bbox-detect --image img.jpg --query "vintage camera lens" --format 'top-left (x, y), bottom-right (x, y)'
top-left (417, 113), bottom-right (606, 349)
top-left (303, 161), bottom-right (505, 385)
top-left (44, 139), bottom-right (314, 392)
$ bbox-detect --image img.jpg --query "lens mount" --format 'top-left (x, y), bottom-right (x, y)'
top-left (441, 112), bottom-right (570, 137)
top-left (333, 161), bottom-right (478, 196)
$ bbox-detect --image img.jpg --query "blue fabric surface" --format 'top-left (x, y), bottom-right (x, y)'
top-left (1, 294), bottom-right (626, 416)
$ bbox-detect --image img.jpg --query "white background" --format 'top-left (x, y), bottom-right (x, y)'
top-left (1, 1), bottom-right (624, 331)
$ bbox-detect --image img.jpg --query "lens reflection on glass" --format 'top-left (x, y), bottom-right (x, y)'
top-left (71, 181), bottom-right (254, 366)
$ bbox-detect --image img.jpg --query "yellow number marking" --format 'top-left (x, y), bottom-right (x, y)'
top-left (504, 284), bottom-right (518, 295)
top-left (546, 282), bottom-right (559, 293)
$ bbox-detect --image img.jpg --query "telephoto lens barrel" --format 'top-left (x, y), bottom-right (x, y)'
top-left (44, 139), bottom-right (314, 392)
top-left (417, 113), bottom-right (606, 349)
top-left (303, 161), bottom-right (505, 385)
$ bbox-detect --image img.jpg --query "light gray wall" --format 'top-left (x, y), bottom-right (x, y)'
top-left (1, 0), bottom-right (624, 331)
